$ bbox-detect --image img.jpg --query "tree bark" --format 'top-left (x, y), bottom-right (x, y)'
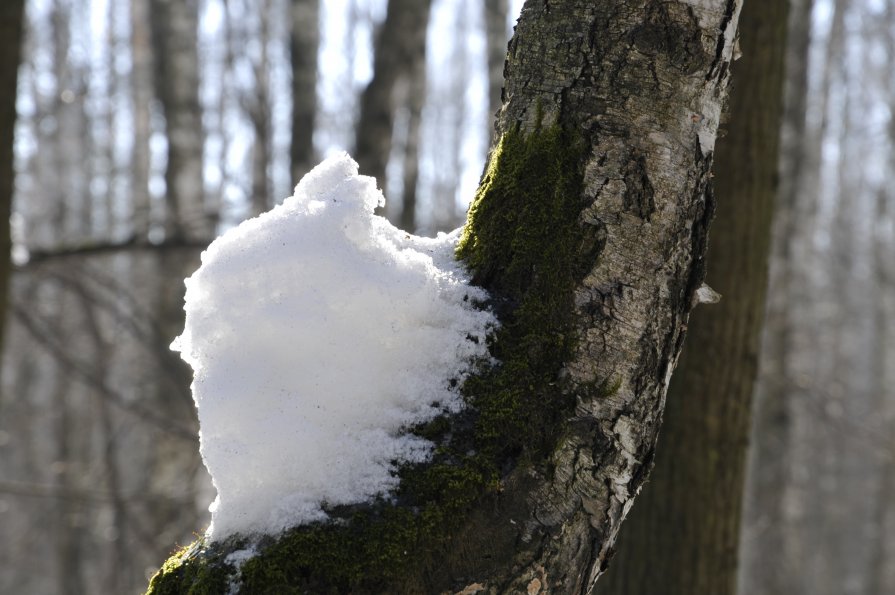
top-left (147, 1), bottom-right (742, 593)
top-left (594, 0), bottom-right (787, 593)
top-left (0, 0), bottom-right (25, 362)
top-left (150, 0), bottom-right (210, 242)
top-left (290, 0), bottom-right (319, 184)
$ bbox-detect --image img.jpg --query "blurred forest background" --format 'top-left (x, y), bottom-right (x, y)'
top-left (0, 0), bottom-right (893, 594)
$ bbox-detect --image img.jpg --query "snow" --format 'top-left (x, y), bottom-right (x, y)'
top-left (171, 153), bottom-right (495, 540)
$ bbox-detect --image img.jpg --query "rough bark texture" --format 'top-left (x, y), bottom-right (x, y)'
top-left (0, 0), bottom-right (24, 359)
top-left (150, 0), bottom-right (210, 241)
top-left (290, 0), bottom-right (319, 183)
top-left (594, 0), bottom-right (787, 593)
top-left (354, 0), bottom-right (431, 199)
top-left (248, 0), bottom-right (273, 217)
top-left (480, 2), bottom-right (741, 590)
top-left (146, 2), bottom-right (741, 593)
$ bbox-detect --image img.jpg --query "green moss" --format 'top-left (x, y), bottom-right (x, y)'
top-left (457, 121), bottom-right (597, 461)
top-left (146, 539), bottom-right (235, 595)
top-left (146, 122), bottom-right (605, 594)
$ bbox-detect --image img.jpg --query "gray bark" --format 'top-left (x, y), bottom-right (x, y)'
top-left (487, 2), bottom-right (740, 590)
top-left (594, 0), bottom-right (787, 591)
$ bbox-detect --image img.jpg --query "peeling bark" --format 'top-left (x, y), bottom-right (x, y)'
top-left (480, 2), bottom-right (742, 590)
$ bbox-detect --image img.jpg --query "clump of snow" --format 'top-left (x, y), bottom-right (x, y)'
top-left (171, 153), bottom-right (495, 540)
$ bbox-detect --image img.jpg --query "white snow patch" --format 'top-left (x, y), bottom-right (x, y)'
top-left (224, 546), bottom-right (258, 595)
top-left (172, 153), bottom-right (495, 540)
top-left (695, 282), bottom-right (722, 305)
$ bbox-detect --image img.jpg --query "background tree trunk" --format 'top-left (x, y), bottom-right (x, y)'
top-left (594, 0), bottom-right (787, 592)
top-left (150, 0), bottom-right (209, 242)
top-left (398, 49), bottom-right (425, 233)
top-left (130, 0), bottom-right (153, 240)
top-left (354, 0), bottom-right (431, 201)
top-left (290, 0), bottom-right (319, 184)
top-left (247, 0), bottom-right (273, 217)
top-left (736, 1), bottom-right (813, 592)
top-left (0, 0), bottom-right (25, 361)
top-left (483, 0), bottom-right (508, 143)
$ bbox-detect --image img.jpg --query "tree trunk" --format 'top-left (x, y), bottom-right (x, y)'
top-left (290, 0), bottom-right (319, 184)
top-left (594, 0), bottom-right (787, 593)
top-left (248, 0), bottom-right (273, 217)
top-left (397, 4), bottom-right (428, 233)
top-left (150, 0), bottom-right (210, 242)
top-left (736, 1), bottom-right (813, 593)
top-left (868, 7), bottom-right (895, 588)
top-left (147, 1), bottom-right (742, 593)
top-left (130, 0), bottom-right (153, 240)
top-left (0, 0), bottom-right (25, 361)
top-left (354, 0), bottom-right (432, 199)
top-left (398, 54), bottom-right (425, 233)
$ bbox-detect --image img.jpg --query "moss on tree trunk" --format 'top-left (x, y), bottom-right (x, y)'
top-left (146, 1), bottom-right (743, 592)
